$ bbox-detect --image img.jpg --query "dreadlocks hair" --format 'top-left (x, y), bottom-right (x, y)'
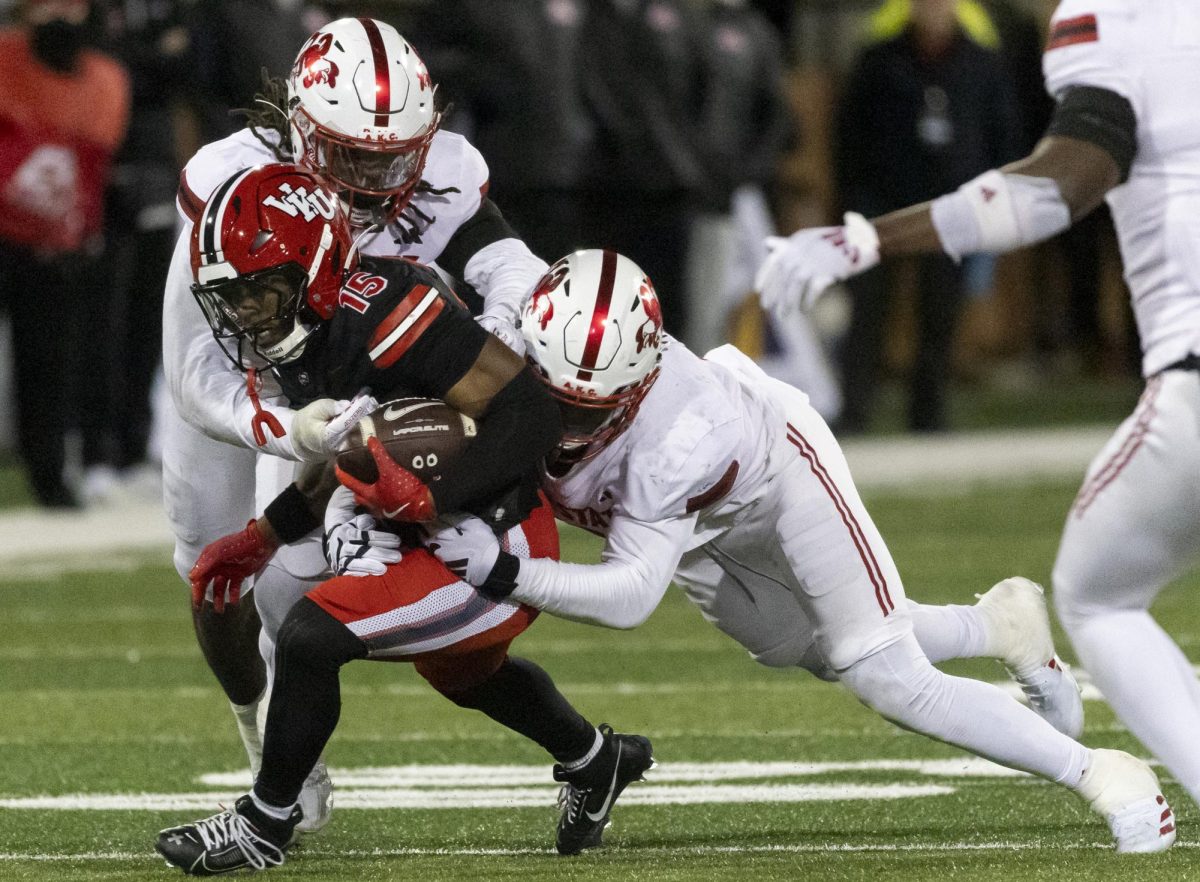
top-left (231, 69), bottom-right (292, 162)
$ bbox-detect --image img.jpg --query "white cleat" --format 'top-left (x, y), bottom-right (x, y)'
top-left (975, 577), bottom-right (1084, 738)
top-left (295, 760), bottom-right (334, 834)
top-left (1077, 749), bottom-right (1176, 853)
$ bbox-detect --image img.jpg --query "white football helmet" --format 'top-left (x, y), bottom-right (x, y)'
top-left (288, 18), bottom-right (440, 227)
top-left (522, 249), bottom-right (665, 455)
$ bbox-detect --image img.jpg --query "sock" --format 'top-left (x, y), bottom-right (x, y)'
top-left (250, 791), bottom-right (296, 822)
top-left (444, 656), bottom-right (598, 765)
top-left (559, 727), bottom-right (604, 773)
top-left (841, 634), bottom-right (1089, 785)
top-left (230, 689), bottom-right (266, 778)
top-left (1066, 609), bottom-right (1200, 803)
top-left (908, 600), bottom-right (990, 664)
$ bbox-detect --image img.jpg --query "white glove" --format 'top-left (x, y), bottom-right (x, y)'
top-left (291, 390), bottom-right (379, 462)
top-left (323, 512), bottom-right (403, 577)
top-left (423, 515), bottom-right (501, 586)
top-left (476, 313), bottom-right (526, 357)
top-left (755, 212), bottom-right (881, 318)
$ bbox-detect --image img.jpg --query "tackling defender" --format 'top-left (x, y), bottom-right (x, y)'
top-left (161, 18), bottom-right (550, 827)
top-left (155, 166), bottom-right (652, 874)
top-left (427, 249), bottom-right (1176, 853)
top-left (755, 0), bottom-right (1200, 808)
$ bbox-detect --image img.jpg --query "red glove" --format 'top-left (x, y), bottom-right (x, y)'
top-left (189, 519), bottom-right (279, 612)
top-left (335, 436), bottom-right (437, 523)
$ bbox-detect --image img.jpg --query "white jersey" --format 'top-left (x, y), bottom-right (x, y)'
top-left (1044, 0), bottom-right (1200, 375)
top-left (162, 126), bottom-right (545, 459)
top-left (516, 341), bottom-right (789, 628)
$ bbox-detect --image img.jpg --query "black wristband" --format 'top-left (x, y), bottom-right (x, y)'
top-left (479, 550), bottom-right (520, 600)
top-left (264, 483), bottom-right (322, 545)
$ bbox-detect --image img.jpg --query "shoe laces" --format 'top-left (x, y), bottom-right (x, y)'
top-left (193, 808), bottom-right (285, 871)
top-left (557, 780), bottom-right (590, 825)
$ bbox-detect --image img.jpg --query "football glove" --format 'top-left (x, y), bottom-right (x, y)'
top-left (755, 212), bottom-right (881, 317)
top-left (476, 313), bottom-right (526, 357)
top-left (335, 436), bottom-right (437, 523)
top-left (189, 519), bottom-right (279, 612)
top-left (291, 391), bottom-right (378, 462)
top-left (324, 512), bottom-right (404, 577)
top-left (423, 515), bottom-right (519, 600)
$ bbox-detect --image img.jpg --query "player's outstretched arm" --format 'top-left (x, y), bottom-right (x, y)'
top-left (757, 86), bottom-right (1135, 317)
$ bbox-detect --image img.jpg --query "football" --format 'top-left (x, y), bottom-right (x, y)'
top-left (335, 397), bottom-right (476, 485)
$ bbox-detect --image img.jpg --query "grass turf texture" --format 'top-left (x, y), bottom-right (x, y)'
top-left (1, 478), bottom-right (1197, 880)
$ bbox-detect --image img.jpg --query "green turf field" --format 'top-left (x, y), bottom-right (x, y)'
top-left (2, 478), bottom-right (1197, 881)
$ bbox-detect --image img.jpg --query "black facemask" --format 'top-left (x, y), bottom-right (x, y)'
top-left (31, 19), bottom-right (88, 73)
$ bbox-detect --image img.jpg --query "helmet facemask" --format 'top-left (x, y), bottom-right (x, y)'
top-left (537, 365), bottom-right (661, 462)
top-left (192, 264), bottom-right (316, 370)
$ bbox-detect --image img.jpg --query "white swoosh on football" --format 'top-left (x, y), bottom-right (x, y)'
top-left (383, 401), bottom-right (441, 422)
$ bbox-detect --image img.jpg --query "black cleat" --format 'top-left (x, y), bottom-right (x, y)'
top-left (155, 794), bottom-right (300, 875)
top-left (553, 724), bottom-right (655, 855)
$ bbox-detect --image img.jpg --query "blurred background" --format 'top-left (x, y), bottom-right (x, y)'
top-left (0, 0), bottom-right (1141, 510)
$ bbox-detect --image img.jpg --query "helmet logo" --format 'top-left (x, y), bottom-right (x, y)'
top-left (296, 33), bottom-right (339, 88)
top-left (262, 182), bottom-right (338, 222)
top-left (529, 264), bottom-right (568, 331)
top-left (635, 280), bottom-right (663, 353)
top-left (416, 63), bottom-right (432, 92)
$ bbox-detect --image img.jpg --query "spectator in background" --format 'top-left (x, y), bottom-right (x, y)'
top-left (0, 0), bottom-right (129, 507)
top-left (184, 0), bottom-right (311, 144)
top-left (580, 0), bottom-right (707, 341)
top-left (414, 0), bottom-right (593, 264)
top-left (688, 0), bottom-right (845, 420)
top-left (834, 0), bottom-right (1019, 433)
top-left (79, 0), bottom-right (192, 504)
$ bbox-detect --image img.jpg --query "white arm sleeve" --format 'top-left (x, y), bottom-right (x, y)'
top-left (463, 237), bottom-right (549, 326)
top-left (510, 512), bottom-right (698, 630)
top-left (162, 225), bottom-right (302, 460)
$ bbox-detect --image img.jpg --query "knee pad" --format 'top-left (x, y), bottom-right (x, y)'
top-left (275, 598), bottom-right (366, 673)
top-left (252, 561), bottom-right (322, 647)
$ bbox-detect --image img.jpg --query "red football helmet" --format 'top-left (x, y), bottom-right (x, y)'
top-left (521, 249), bottom-right (665, 459)
top-left (190, 164), bottom-right (354, 369)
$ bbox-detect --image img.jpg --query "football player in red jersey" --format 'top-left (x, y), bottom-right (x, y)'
top-left (162, 19), bottom-right (552, 831)
top-left (154, 166), bottom-right (652, 874)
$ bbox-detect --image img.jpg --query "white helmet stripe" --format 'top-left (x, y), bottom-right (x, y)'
top-left (199, 168), bottom-right (256, 266)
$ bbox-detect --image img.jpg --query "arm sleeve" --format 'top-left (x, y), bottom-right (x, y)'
top-left (1042, 2), bottom-right (1137, 105)
top-left (465, 235), bottom-right (549, 325)
top-left (511, 512), bottom-right (698, 629)
top-left (161, 225), bottom-right (303, 459)
top-left (430, 366), bottom-right (562, 513)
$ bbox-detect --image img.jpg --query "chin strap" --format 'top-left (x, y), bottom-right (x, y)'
top-left (247, 368), bottom-right (286, 448)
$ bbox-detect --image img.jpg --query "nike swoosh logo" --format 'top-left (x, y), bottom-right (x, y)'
top-left (584, 740), bottom-right (622, 823)
top-left (383, 503), bottom-right (410, 519)
top-left (383, 401), bottom-right (440, 422)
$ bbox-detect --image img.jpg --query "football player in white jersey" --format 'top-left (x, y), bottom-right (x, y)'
top-left (426, 249), bottom-right (1176, 852)
top-left (754, 0), bottom-right (1200, 810)
top-left (161, 18), bottom-right (548, 830)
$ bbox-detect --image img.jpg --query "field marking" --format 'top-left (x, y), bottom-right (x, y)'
top-left (5, 839), bottom-right (1197, 862)
top-left (0, 783), bottom-right (953, 812)
top-left (199, 757), bottom-right (1027, 788)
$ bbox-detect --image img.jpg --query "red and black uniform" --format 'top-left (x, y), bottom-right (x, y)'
top-left (253, 256), bottom-right (590, 812)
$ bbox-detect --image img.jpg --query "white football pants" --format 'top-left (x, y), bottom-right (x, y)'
top-left (1054, 369), bottom-right (1200, 805)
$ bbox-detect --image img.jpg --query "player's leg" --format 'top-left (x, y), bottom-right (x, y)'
top-left (908, 581), bottom-right (1084, 738)
top-left (162, 402), bottom-right (268, 770)
top-left (1054, 371), bottom-right (1200, 805)
top-left (252, 452), bottom-right (336, 832)
top-left (773, 401), bottom-right (1173, 851)
top-left (419, 502), bottom-right (653, 855)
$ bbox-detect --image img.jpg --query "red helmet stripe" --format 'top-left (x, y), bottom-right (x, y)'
top-left (578, 249), bottom-right (618, 379)
top-left (359, 18), bottom-right (391, 128)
